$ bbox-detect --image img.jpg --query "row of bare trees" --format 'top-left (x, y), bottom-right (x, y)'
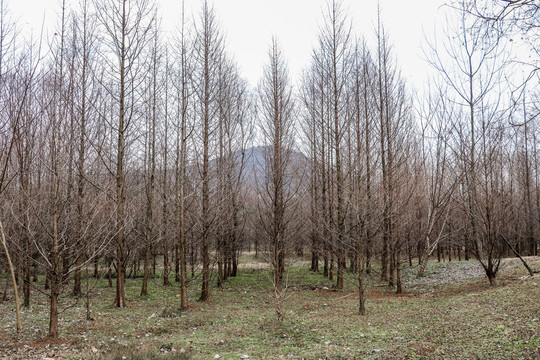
top-left (0, 0), bottom-right (254, 337)
top-left (300, 0), bottom-right (540, 312)
top-left (1, 0), bottom-right (539, 337)
top-left (301, 3), bottom-right (415, 313)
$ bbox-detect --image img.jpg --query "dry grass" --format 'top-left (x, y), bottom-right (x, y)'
top-left (0, 257), bottom-right (539, 359)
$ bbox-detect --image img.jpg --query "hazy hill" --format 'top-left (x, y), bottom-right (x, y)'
top-left (239, 145), bottom-right (308, 190)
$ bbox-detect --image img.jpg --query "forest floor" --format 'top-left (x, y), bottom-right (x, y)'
top-left (0, 255), bottom-right (539, 360)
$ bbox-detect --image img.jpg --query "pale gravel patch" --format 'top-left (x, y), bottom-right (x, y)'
top-left (403, 256), bottom-right (540, 292)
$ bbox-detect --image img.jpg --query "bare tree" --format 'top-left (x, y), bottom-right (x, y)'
top-left (141, 14), bottom-right (161, 297)
top-left (191, 0), bottom-right (224, 302)
top-left (349, 38), bottom-right (375, 314)
top-left (46, 0), bottom-right (69, 337)
top-left (257, 38), bottom-right (297, 321)
top-left (72, 0), bottom-right (99, 298)
top-left (373, 6), bottom-right (413, 288)
top-left (0, 3), bottom-right (38, 330)
top-left (95, 0), bottom-right (155, 306)
top-left (416, 84), bottom-right (459, 277)
top-left (161, 51), bottom-right (171, 287)
top-left (314, 0), bottom-right (353, 290)
top-left (215, 55), bottom-right (250, 286)
top-left (171, 0), bottom-right (193, 309)
top-left (426, 1), bottom-right (509, 285)
top-left (302, 45), bottom-right (332, 279)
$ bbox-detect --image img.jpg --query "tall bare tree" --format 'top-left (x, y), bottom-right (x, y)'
top-left (427, 1), bottom-right (509, 285)
top-left (315, 0), bottom-right (352, 289)
top-left (192, 0), bottom-right (224, 302)
top-left (416, 85), bottom-right (459, 277)
top-left (141, 14), bottom-right (161, 297)
top-left (257, 38), bottom-right (297, 321)
top-left (96, 0), bottom-right (155, 306)
top-left (172, 0), bottom-right (192, 309)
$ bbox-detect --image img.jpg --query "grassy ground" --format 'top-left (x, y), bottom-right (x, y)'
top-left (0, 255), bottom-right (539, 359)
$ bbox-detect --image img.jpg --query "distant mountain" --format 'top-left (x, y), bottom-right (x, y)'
top-left (239, 145), bottom-right (309, 190)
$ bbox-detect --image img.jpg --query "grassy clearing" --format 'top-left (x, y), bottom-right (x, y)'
top-left (0, 257), bottom-right (539, 359)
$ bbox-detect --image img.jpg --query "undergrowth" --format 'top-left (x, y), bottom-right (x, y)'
top-left (0, 257), bottom-right (539, 359)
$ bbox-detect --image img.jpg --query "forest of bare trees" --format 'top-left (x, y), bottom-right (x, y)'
top-left (1, 0), bottom-right (539, 340)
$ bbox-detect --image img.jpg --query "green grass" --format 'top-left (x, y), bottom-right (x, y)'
top-left (0, 258), bottom-right (539, 359)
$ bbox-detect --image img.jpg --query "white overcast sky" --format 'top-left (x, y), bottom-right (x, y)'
top-left (7, 0), bottom-right (448, 90)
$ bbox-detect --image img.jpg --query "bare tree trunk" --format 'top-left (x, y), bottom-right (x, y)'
top-left (177, 84), bottom-right (188, 306)
top-left (258, 38), bottom-right (296, 322)
top-left (377, 12), bottom-right (389, 282)
top-left (113, 0), bottom-right (128, 309)
top-left (85, 265), bottom-right (91, 321)
top-left (48, 0), bottom-right (65, 337)
top-left (194, 1), bottom-right (223, 303)
top-left (73, 0), bottom-right (90, 298)
top-left (0, 221), bottom-right (21, 332)
top-left (358, 257), bottom-right (365, 315)
top-left (49, 113), bottom-right (61, 338)
top-left (173, 3), bottom-right (189, 307)
top-left (21, 173), bottom-right (31, 307)
top-left (162, 64), bottom-right (170, 287)
top-left (175, 242), bottom-right (180, 283)
top-left (96, 0), bottom-right (155, 308)
top-left (94, 257), bottom-right (99, 278)
top-left (396, 251), bottom-right (402, 294)
top-left (141, 23), bottom-right (158, 296)
top-left (48, 271), bottom-right (59, 338)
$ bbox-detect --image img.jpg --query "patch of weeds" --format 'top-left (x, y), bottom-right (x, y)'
top-left (144, 326), bottom-right (170, 336)
top-left (160, 306), bottom-right (184, 318)
top-left (107, 350), bottom-right (190, 360)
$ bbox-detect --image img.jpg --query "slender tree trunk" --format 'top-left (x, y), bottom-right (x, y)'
top-left (48, 271), bottom-right (59, 338)
top-left (85, 265), bottom-right (91, 320)
top-left (0, 221), bottom-right (21, 332)
top-left (32, 255), bottom-right (38, 283)
top-left (22, 201), bottom-right (31, 307)
top-left (175, 243), bottom-right (180, 283)
top-left (48, 1), bottom-right (65, 337)
top-left (323, 246), bottom-right (329, 277)
top-left (73, 14), bottom-right (88, 292)
top-left (162, 47), bottom-right (170, 288)
top-left (94, 257), bottom-right (98, 278)
top-left (49, 171), bottom-right (60, 338)
top-left (73, 256), bottom-right (82, 296)
top-left (333, 32), bottom-right (345, 291)
top-left (396, 251), bottom-right (402, 294)
top-left (358, 260), bottom-right (365, 315)
top-left (199, 62), bottom-right (211, 302)
top-left (388, 244), bottom-right (395, 287)
top-left (231, 239), bottom-right (238, 277)
top-left (178, 124), bottom-right (188, 307)
top-left (108, 258), bottom-right (113, 288)
top-left (141, 31), bottom-right (158, 296)
top-left (198, 2), bottom-right (214, 302)
top-left (114, 0), bottom-right (128, 308)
